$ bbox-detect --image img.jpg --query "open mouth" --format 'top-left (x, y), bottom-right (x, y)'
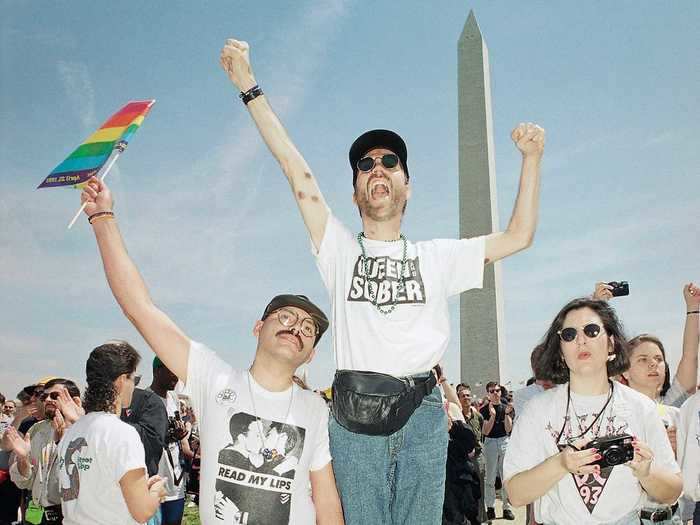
top-left (369, 178), bottom-right (390, 199)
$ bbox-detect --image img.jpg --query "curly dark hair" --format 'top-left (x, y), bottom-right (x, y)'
top-left (534, 298), bottom-right (630, 384)
top-left (627, 334), bottom-right (671, 397)
top-left (83, 340), bottom-right (140, 414)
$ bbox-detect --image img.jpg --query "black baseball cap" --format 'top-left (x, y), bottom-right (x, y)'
top-left (349, 129), bottom-right (409, 187)
top-left (261, 294), bottom-right (329, 346)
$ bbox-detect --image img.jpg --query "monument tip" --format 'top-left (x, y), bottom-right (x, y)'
top-left (459, 9), bottom-right (483, 43)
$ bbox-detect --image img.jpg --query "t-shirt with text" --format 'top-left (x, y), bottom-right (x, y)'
top-left (56, 412), bottom-right (146, 525)
top-left (185, 340), bottom-right (332, 525)
top-left (313, 214), bottom-right (485, 376)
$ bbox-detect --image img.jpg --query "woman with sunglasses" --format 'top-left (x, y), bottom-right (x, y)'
top-left (56, 341), bottom-right (166, 524)
top-left (503, 298), bottom-right (681, 525)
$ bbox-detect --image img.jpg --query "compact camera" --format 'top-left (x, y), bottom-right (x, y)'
top-left (607, 281), bottom-right (630, 297)
top-left (585, 434), bottom-right (634, 468)
top-left (166, 410), bottom-right (182, 443)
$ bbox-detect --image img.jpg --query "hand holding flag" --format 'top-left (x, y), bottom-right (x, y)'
top-left (80, 176), bottom-right (113, 219)
top-left (36, 100), bottom-right (155, 228)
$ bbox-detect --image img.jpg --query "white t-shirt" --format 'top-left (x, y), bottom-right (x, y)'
top-left (661, 376), bottom-right (690, 408)
top-left (503, 383), bottom-right (679, 525)
top-left (313, 214), bottom-right (485, 376)
top-left (512, 383), bottom-right (544, 423)
top-left (152, 390), bottom-right (187, 501)
top-left (56, 412), bottom-right (146, 525)
top-left (186, 340), bottom-right (332, 525)
top-left (677, 392), bottom-right (700, 501)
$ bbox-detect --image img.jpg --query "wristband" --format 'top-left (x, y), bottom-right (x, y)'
top-left (240, 85), bottom-right (263, 105)
top-left (688, 310), bottom-right (700, 315)
top-left (88, 211), bottom-right (114, 224)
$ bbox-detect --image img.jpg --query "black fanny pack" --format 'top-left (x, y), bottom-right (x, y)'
top-left (332, 368), bottom-right (438, 436)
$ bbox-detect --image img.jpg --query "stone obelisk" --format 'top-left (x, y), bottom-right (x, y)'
top-left (458, 11), bottom-right (505, 391)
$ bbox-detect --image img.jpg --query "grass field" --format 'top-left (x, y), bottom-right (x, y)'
top-left (182, 500), bottom-right (201, 525)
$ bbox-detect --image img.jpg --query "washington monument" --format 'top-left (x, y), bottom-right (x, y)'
top-left (458, 11), bottom-right (505, 388)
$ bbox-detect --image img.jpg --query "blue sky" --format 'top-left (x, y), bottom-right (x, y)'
top-left (2, 1), bottom-right (699, 398)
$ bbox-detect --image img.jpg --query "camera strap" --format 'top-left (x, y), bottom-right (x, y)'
top-left (165, 446), bottom-right (185, 486)
top-left (556, 380), bottom-right (614, 448)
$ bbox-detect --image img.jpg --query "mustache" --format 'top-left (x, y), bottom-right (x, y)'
top-left (276, 330), bottom-right (303, 350)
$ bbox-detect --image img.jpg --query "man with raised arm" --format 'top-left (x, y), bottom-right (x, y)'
top-left (79, 178), bottom-right (344, 525)
top-left (219, 38), bottom-right (545, 524)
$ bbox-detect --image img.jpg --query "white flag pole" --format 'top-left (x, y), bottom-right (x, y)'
top-left (67, 142), bottom-right (126, 229)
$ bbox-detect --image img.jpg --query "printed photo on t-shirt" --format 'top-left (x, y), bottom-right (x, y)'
top-left (214, 412), bottom-right (306, 524)
top-left (347, 255), bottom-right (426, 306)
top-left (548, 413), bottom-right (629, 514)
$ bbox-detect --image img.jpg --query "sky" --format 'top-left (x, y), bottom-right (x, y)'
top-left (1, 1), bottom-right (699, 399)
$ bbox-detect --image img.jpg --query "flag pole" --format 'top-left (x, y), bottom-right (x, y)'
top-left (67, 142), bottom-right (127, 229)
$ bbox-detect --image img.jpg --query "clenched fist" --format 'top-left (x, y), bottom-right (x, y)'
top-left (220, 39), bottom-right (257, 92)
top-left (511, 122), bottom-right (545, 158)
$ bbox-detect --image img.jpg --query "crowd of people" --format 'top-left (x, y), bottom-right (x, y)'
top-left (1, 37), bottom-right (698, 525)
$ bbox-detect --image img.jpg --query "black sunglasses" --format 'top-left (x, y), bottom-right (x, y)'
top-left (557, 323), bottom-right (602, 343)
top-left (357, 153), bottom-right (399, 173)
top-left (40, 392), bottom-right (60, 401)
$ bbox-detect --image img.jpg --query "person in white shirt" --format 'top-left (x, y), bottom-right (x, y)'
top-left (218, 37), bottom-right (545, 525)
top-left (504, 298), bottom-right (682, 525)
top-left (56, 341), bottom-right (166, 525)
top-left (594, 282), bottom-right (700, 408)
top-left (676, 391), bottom-right (700, 522)
top-left (78, 179), bottom-right (344, 525)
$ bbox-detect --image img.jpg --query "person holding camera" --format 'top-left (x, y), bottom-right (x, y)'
top-left (594, 282), bottom-right (700, 409)
top-left (146, 357), bottom-right (189, 525)
top-left (503, 298), bottom-right (681, 525)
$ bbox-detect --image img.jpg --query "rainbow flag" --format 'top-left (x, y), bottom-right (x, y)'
top-left (37, 100), bottom-right (155, 189)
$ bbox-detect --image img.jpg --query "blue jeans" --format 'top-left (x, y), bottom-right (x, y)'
top-left (329, 386), bottom-right (448, 525)
top-left (484, 436), bottom-right (510, 511)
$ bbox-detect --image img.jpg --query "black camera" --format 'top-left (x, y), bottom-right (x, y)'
top-left (166, 410), bottom-right (182, 443)
top-left (607, 281), bottom-right (630, 297)
top-left (585, 434), bottom-right (634, 468)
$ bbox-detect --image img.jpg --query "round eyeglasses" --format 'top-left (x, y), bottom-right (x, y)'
top-left (557, 323), bottom-right (603, 343)
top-left (274, 308), bottom-right (318, 339)
top-left (357, 153), bottom-right (399, 173)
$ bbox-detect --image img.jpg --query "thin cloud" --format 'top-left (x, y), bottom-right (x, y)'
top-left (56, 61), bottom-right (96, 132)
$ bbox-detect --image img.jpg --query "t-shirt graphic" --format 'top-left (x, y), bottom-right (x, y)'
top-left (347, 255), bottom-right (426, 306)
top-left (549, 413), bottom-right (629, 514)
top-left (214, 412), bottom-right (306, 524)
top-left (60, 436), bottom-right (89, 502)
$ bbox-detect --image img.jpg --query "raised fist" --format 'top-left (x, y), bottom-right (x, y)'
top-left (511, 122), bottom-right (545, 158)
top-left (220, 39), bottom-right (256, 92)
top-left (684, 282), bottom-right (700, 309)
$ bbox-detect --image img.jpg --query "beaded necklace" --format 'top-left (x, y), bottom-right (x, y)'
top-left (357, 231), bottom-right (408, 315)
top-left (246, 371), bottom-right (294, 461)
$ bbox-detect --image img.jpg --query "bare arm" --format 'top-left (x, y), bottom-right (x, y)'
top-left (219, 39), bottom-right (329, 250)
top-left (81, 177), bottom-right (190, 381)
top-left (119, 470), bottom-right (165, 523)
top-left (310, 463), bottom-right (345, 525)
top-left (675, 283), bottom-right (700, 393)
top-left (484, 123), bottom-right (544, 264)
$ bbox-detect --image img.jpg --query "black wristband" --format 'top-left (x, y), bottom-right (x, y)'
top-left (240, 85), bottom-right (263, 105)
top-left (688, 310), bottom-right (700, 315)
